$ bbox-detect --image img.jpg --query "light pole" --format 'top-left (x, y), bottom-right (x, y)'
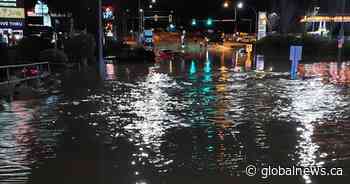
top-left (237, 2), bottom-right (257, 36)
top-left (138, 0), bottom-right (144, 43)
top-left (97, 1), bottom-right (106, 81)
top-left (223, 1), bottom-right (240, 33)
top-left (237, 2), bottom-right (258, 69)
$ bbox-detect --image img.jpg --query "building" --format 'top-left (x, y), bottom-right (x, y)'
top-left (0, 0), bottom-right (25, 42)
top-left (320, 0), bottom-right (350, 15)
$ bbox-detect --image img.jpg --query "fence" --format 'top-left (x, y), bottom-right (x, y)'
top-left (0, 62), bottom-right (51, 86)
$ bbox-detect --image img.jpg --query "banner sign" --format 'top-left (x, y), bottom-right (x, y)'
top-left (0, 0), bottom-right (17, 7)
top-left (0, 7), bottom-right (25, 19)
top-left (0, 18), bottom-right (24, 28)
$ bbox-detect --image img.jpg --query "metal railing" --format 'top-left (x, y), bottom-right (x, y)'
top-left (0, 62), bottom-right (51, 86)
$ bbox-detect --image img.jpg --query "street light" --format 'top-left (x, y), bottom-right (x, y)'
top-left (223, 1), bottom-right (240, 33)
top-left (223, 1), bottom-right (229, 8)
top-left (237, 2), bottom-right (257, 35)
top-left (237, 2), bottom-right (243, 9)
top-left (237, 1), bottom-right (259, 69)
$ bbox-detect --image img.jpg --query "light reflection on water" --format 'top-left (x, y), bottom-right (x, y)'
top-left (0, 49), bottom-right (350, 184)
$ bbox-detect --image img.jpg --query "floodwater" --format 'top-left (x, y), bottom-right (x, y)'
top-left (0, 47), bottom-right (350, 184)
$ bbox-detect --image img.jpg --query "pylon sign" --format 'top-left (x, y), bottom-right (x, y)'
top-left (258, 12), bottom-right (267, 40)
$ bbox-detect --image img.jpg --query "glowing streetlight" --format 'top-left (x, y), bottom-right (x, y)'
top-left (149, 4), bottom-right (153, 9)
top-left (237, 2), bottom-right (243, 9)
top-left (152, 0), bottom-right (156, 3)
top-left (223, 2), bottom-right (229, 8)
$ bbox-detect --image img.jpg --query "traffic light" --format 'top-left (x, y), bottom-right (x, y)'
top-left (191, 19), bottom-right (197, 26)
top-left (206, 18), bottom-right (213, 26)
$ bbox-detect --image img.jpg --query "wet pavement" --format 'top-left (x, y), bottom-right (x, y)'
top-left (0, 47), bottom-right (350, 184)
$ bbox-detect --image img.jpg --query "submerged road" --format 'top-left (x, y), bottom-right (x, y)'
top-left (0, 46), bottom-right (350, 184)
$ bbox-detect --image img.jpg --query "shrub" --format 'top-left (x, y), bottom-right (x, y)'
top-left (256, 35), bottom-right (340, 58)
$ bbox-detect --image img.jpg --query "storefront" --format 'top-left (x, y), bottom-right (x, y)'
top-left (0, 0), bottom-right (25, 44)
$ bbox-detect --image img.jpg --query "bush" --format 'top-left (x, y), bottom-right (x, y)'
top-left (256, 35), bottom-right (340, 58)
top-left (39, 49), bottom-right (68, 63)
top-left (64, 33), bottom-right (96, 63)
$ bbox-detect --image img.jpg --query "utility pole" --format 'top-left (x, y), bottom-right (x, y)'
top-left (138, 0), bottom-right (144, 44)
top-left (234, 7), bottom-right (238, 33)
top-left (98, 0), bottom-right (105, 78)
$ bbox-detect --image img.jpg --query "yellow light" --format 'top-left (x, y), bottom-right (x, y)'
top-left (301, 15), bottom-right (350, 23)
top-left (223, 2), bottom-right (229, 8)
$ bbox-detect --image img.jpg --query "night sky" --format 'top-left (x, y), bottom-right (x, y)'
top-left (24, 0), bottom-right (269, 18)
top-left (23, 0), bottom-right (349, 33)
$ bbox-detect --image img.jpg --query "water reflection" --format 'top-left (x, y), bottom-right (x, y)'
top-left (1, 48), bottom-right (350, 184)
top-left (299, 62), bottom-right (350, 85)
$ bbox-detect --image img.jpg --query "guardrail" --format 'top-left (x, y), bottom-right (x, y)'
top-left (0, 62), bottom-right (51, 86)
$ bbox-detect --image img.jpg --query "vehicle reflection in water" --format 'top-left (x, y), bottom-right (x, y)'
top-left (299, 62), bottom-right (350, 84)
top-left (0, 47), bottom-right (350, 184)
top-left (106, 63), bottom-right (117, 80)
top-left (0, 97), bottom-right (61, 183)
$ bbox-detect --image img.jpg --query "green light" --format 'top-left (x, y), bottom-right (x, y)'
top-left (191, 19), bottom-right (197, 26)
top-left (207, 18), bottom-right (213, 26)
top-left (190, 60), bottom-right (197, 75)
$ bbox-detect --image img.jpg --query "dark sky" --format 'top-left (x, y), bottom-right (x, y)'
top-left (25, 0), bottom-right (269, 18)
top-left (24, 0), bottom-right (349, 33)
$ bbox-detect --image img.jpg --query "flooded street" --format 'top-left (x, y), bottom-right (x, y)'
top-left (1, 48), bottom-right (350, 184)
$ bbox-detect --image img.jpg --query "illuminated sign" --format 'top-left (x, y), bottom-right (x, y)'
top-left (0, 18), bottom-right (24, 28)
top-left (34, 1), bottom-right (49, 14)
top-left (0, 7), bottom-right (24, 19)
top-left (0, 0), bottom-right (17, 7)
top-left (258, 12), bottom-right (267, 40)
top-left (103, 6), bottom-right (114, 20)
top-left (301, 16), bottom-right (350, 23)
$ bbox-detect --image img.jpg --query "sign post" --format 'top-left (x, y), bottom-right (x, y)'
top-left (290, 46), bottom-right (303, 80)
